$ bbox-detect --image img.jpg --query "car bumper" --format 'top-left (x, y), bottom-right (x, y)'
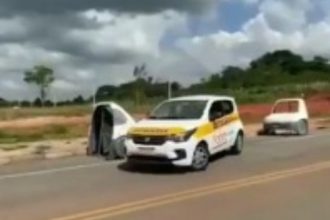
top-left (263, 122), bottom-right (297, 131)
top-left (125, 139), bottom-right (197, 167)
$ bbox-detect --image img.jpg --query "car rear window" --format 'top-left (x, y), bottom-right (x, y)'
top-left (273, 101), bottom-right (299, 113)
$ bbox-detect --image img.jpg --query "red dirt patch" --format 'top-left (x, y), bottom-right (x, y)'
top-left (239, 94), bottom-right (330, 123)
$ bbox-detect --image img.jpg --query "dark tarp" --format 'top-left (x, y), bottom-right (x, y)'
top-left (89, 105), bottom-right (117, 159)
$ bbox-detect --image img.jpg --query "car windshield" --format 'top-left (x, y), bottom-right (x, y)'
top-left (149, 100), bottom-right (207, 120)
top-left (273, 101), bottom-right (299, 113)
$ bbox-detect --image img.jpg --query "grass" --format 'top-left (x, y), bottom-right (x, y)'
top-left (0, 105), bottom-right (92, 121)
top-left (0, 144), bottom-right (29, 152)
top-left (0, 100), bottom-right (153, 144)
top-left (0, 101), bottom-right (158, 121)
top-left (0, 123), bottom-right (89, 144)
top-left (188, 82), bottom-right (330, 104)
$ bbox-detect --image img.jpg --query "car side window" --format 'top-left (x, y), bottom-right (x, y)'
top-left (221, 101), bottom-right (234, 116)
top-left (209, 100), bottom-right (234, 121)
top-left (112, 109), bottom-right (127, 125)
top-left (209, 101), bottom-right (224, 121)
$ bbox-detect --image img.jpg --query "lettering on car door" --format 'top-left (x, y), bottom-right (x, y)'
top-left (209, 100), bottom-right (235, 151)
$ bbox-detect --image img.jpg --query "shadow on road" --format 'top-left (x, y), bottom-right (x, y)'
top-left (117, 151), bottom-right (230, 175)
top-left (117, 162), bottom-right (189, 175)
top-left (257, 130), bottom-right (303, 137)
top-left (210, 151), bottom-right (230, 162)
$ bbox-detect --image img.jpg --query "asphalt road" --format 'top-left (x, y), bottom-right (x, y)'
top-left (0, 131), bottom-right (330, 220)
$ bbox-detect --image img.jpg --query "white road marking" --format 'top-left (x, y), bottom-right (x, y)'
top-left (0, 132), bottom-right (328, 181)
top-left (0, 161), bottom-right (121, 181)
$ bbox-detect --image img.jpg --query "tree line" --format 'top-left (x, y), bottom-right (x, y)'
top-left (96, 50), bottom-right (330, 102)
top-left (1, 49), bottom-right (330, 107)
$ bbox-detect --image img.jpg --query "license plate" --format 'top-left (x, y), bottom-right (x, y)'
top-left (138, 147), bottom-right (155, 152)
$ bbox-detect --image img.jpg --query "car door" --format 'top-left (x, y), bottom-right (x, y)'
top-left (87, 102), bottom-right (135, 156)
top-left (208, 100), bottom-right (235, 153)
top-left (111, 103), bottom-right (136, 139)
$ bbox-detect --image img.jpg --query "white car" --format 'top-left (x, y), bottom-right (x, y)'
top-left (262, 98), bottom-right (309, 135)
top-left (87, 102), bottom-right (135, 159)
top-left (125, 95), bottom-right (244, 171)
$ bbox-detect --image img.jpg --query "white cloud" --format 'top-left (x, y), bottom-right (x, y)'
top-left (70, 10), bottom-right (186, 59)
top-left (260, 0), bottom-right (312, 32)
top-left (52, 79), bottom-right (79, 91)
top-left (0, 10), bottom-right (187, 100)
top-left (0, 0), bottom-right (330, 101)
top-left (176, 2), bottom-right (330, 74)
top-left (1, 79), bottom-right (21, 90)
top-left (0, 17), bottom-right (27, 38)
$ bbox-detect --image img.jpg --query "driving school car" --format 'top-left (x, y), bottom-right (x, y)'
top-left (125, 95), bottom-right (244, 171)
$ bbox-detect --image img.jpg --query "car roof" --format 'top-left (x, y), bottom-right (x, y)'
top-left (169, 95), bottom-right (234, 102)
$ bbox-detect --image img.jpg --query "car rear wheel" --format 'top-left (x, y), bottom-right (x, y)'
top-left (296, 120), bottom-right (308, 136)
top-left (230, 133), bottom-right (244, 155)
top-left (191, 144), bottom-right (209, 171)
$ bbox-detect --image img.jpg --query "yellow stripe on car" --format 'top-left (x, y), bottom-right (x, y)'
top-left (194, 113), bottom-right (240, 140)
top-left (128, 127), bottom-right (186, 136)
top-left (128, 113), bottom-right (240, 140)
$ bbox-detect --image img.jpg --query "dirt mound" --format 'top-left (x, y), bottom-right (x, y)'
top-left (239, 104), bottom-right (272, 123)
top-left (307, 93), bottom-right (330, 101)
top-left (239, 94), bottom-right (330, 122)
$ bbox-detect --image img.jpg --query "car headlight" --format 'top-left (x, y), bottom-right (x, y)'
top-left (168, 128), bottom-right (197, 143)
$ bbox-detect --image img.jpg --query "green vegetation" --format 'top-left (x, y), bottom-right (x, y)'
top-left (95, 50), bottom-right (330, 104)
top-left (24, 65), bottom-right (55, 106)
top-left (0, 124), bottom-right (88, 144)
top-left (0, 144), bottom-right (29, 152)
top-left (2, 50), bottom-right (328, 109)
top-left (0, 105), bottom-right (92, 121)
top-left (0, 49), bottom-right (329, 117)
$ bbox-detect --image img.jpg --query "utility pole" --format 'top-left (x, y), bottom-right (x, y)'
top-left (168, 80), bottom-right (172, 99)
top-left (53, 93), bottom-right (57, 107)
top-left (92, 84), bottom-right (97, 107)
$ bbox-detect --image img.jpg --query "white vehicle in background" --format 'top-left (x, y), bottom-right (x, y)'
top-left (87, 102), bottom-right (135, 160)
top-left (125, 95), bottom-right (244, 171)
top-left (262, 98), bottom-right (309, 136)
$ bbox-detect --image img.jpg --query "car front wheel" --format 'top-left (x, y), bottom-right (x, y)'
top-left (191, 144), bottom-right (209, 171)
top-left (296, 120), bottom-right (309, 136)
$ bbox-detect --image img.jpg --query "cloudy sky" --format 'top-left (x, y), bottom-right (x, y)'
top-left (0, 0), bottom-right (329, 100)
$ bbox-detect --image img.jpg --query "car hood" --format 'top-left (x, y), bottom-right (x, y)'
top-left (264, 113), bottom-right (301, 123)
top-left (129, 119), bottom-right (202, 136)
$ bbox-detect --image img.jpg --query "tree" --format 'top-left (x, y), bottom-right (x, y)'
top-left (44, 100), bottom-right (54, 107)
top-left (21, 100), bottom-right (32, 107)
top-left (0, 97), bottom-right (9, 107)
top-left (24, 65), bottom-right (55, 106)
top-left (313, 56), bottom-right (328, 64)
top-left (96, 85), bottom-right (116, 101)
top-left (133, 63), bottom-right (148, 80)
top-left (72, 95), bottom-right (85, 105)
top-left (33, 98), bottom-right (42, 107)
